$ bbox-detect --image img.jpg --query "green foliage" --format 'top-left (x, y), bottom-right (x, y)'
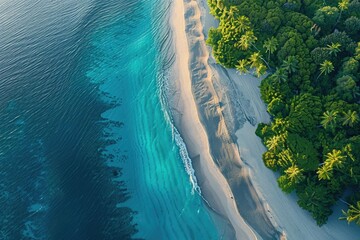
top-left (263, 150), bottom-right (278, 170)
top-left (260, 76), bottom-right (280, 104)
top-left (320, 110), bottom-right (338, 130)
top-left (263, 36), bottom-right (278, 61)
top-left (285, 11), bottom-right (313, 34)
top-left (277, 174), bottom-right (296, 193)
top-left (335, 75), bottom-right (360, 102)
top-left (286, 133), bottom-right (319, 171)
top-left (288, 93), bottom-right (322, 135)
top-left (297, 181), bottom-right (335, 225)
top-left (341, 110), bottom-right (359, 127)
top-left (326, 43), bottom-right (341, 57)
top-left (339, 0), bottom-right (350, 12)
top-left (311, 47), bottom-right (332, 65)
top-left (256, 123), bottom-right (274, 140)
top-left (235, 59), bottom-right (249, 73)
top-left (262, 7), bottom-right (283, 34)
top-left (341, 57), bottom-right (359, 77)
top-left (207, 0), bottom-right (360, 227)
top-left (276, 29), bottom-right (303, 61)
top-left (207, 0), bottom-right (225, 18)
top-left (356, 42), bottom-right (360, 60)
top-left (207, 27), bottom-right (222, 46)
top-left (348, 0), bottom-right (360, 18)
top-left (320, 31), bottom-right (355, 54)
top-left (285, 165), bottom-right (305, 184)
top-left (266, 134), bottom-right (285, 152)
top-left (341, 201), bottom-right (360, 226)
top-left (325, 149), bottom-right (346, 169)
top-left (313, 6), bottom-right (339, 32)
top-left (344, 16), bottom-right (360, 36)
top-left (282, 56), bottom-right (299, 74)
top-left (317, 164), bottom-right (333, 180)
top-left (267, 97), bottom-right (286, 117)
top-left (320, 60), bottom-right (334, 75)
top-left (235, 31), bottom-right (257, 50)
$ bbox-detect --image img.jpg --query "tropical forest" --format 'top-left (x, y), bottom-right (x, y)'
top-left (206, 0), bottom-right (360, 226)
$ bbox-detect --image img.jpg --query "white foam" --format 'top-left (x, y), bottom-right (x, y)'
top-left (157, 71), bottom-right (201, 195)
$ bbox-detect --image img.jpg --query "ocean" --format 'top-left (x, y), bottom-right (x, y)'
top-left (0, 0), bottom-right (220, 239)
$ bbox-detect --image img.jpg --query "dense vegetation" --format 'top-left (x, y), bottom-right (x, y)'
top-left (206, 0), bottom-right (360, 226)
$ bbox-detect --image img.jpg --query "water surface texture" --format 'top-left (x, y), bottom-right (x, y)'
top-left (0, 0), bottom-right (220, 239)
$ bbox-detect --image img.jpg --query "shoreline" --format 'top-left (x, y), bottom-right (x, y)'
top-left (168, 0), bottom-right (259, 239)
top-left (168, 0), bottom-right (282, 239)
top-left (179, 0), bottom-right (284, 239)
top-left (168, 0), bottom-right (360, 239)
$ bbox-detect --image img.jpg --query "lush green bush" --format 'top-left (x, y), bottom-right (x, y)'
top-left (344, 16), bottom-right (360, 36)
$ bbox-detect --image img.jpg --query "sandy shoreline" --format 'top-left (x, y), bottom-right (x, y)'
top-left (169, 0), bottom-right (258, 239)
top-left (169, 0), bottom-right (360, 239)
top-left (169, 0), bottom-right (280, 239)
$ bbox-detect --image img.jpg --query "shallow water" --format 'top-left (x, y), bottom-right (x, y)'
top-left (0, 0), bottom-right (221, 239)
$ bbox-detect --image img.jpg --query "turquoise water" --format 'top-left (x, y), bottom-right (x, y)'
top-left (0, 0), bottom-right (221, 238)
top-left (86, 0), bottom-right (220, 239)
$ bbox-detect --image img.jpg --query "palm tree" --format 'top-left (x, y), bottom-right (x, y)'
top-left (278, 149), bottom-right (293, 168)
top-left (325, 149), bottom-right (345, 169)
top-left (255, 63), bottom-right (267, 77)
top-left (339, 0), bottom-right (349, 10)
top-left (237, 34), bottom-right (250, 50)
top-left (236, 15), bottom-right (250, 33)
top-left (235, 59), bottom-right (249, 74)
top-left (337, 0), bottom-right (350, 25)
top-left (326, 43), bottom-right (341, 56)
top-left (249, 52), bottom-right (261, 68)
top-left (340, 201), bottom-right (360, 225)
top-left (244, 30), bottom-right (257, 46)
top-left (317, 60), bottom-right (334, 80)
top-left (210, 1), bottom-right (224, 17)
top-left (317, 164), bottom-right (333, 180)
top-left (266, 135), bottom-right (282, 151)
top-left (263, 37), bottom-right (278, 61)
top-left (321, 110), bottom-right (338, 130)
top-left (220, 21), bottom-right (232, 39)
top-left (320, 60), bottom-right (334, 75)
top-left (282, 56), bottom-right (299, 74)
top-left (236, 30), bottom-right (257, 50)
top-left (274, 119), bottom-right (289, 134)
top-left (341, 110), bottom-right (359, 127)
top-left (271, 68), bottom-right (288, 83)
top-left (216, 0), bottom-right (224, 11)
top-left (226, 6), bottom-right (239, 22)
top-left (285, 165), bottom-right (305, 183)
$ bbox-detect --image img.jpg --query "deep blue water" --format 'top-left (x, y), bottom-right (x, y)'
top-left (0, 0), bottom-right (220, 239)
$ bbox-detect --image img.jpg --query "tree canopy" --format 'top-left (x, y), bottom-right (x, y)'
top-left (207, 0), bottom-right (360, 227)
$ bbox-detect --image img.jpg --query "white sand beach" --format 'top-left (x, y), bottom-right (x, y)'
top-left (170, 0), bottom-right (360, 239)
top-left (169, 0), bottom-right (258, 238)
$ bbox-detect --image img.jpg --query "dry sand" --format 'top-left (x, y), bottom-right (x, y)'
top-left (169, 0), bottom-right (282, 239)
top-left (169, 0), bottom-right (259, 239)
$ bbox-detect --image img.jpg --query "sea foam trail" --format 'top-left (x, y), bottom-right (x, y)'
top-left (152, 0), bottom-right (202, 196)
top-left (158, 71), bottom-right (202, 195)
